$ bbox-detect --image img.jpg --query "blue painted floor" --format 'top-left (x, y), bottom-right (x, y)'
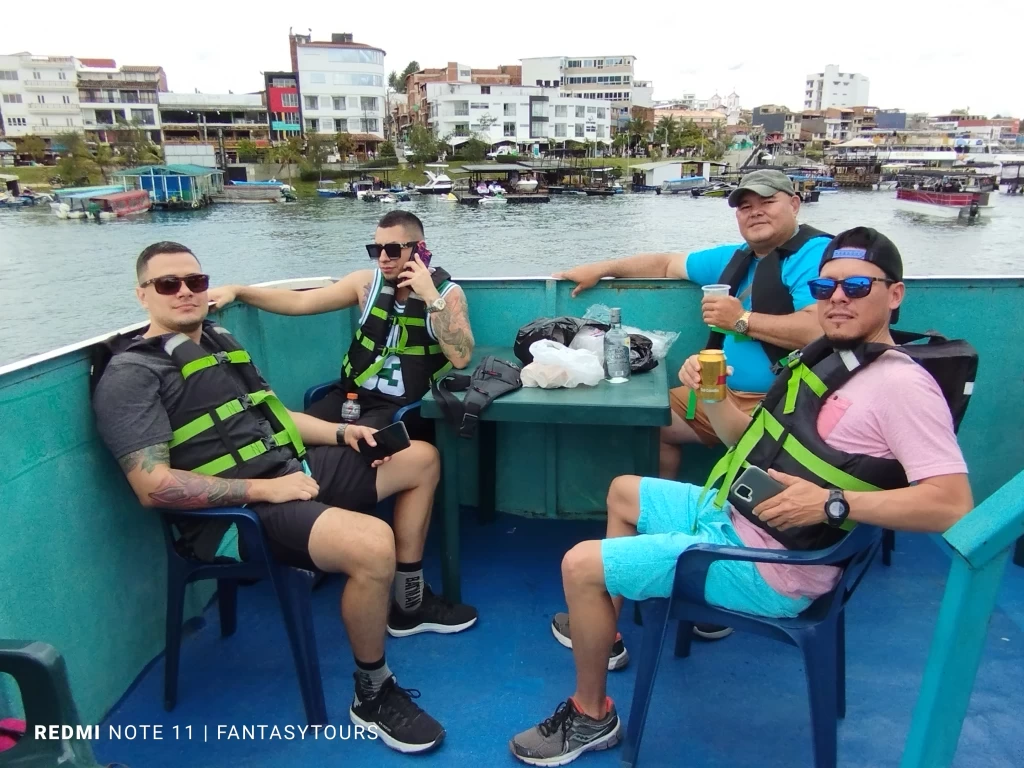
top-left (96, 514), bottom-right (1024, 768)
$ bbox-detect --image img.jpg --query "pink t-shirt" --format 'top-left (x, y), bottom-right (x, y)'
top-left (731, 350), bottom-right (968, 599)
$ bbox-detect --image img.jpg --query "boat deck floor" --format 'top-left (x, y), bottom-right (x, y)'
top-left (97, 513), bottom-right (1024, 768)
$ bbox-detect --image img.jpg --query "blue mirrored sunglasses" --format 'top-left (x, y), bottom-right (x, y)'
top-left (809, 276), bottom-right (893, 300)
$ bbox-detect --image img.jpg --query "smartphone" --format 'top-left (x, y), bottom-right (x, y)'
top-left (357, 421), bottom-right (411, 463)
top-left (727, 466), bottom-right (786, 516)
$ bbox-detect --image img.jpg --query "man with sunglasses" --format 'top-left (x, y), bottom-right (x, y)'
top-left (511, 227), bottom-right (973, 766)
top-left (209, 210), bottom-right (473, 443)
top-left (94, 242), bottom-right (478, 755)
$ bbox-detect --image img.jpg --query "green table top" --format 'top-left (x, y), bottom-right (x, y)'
top-left (420, 346), bottom-right (671, 427)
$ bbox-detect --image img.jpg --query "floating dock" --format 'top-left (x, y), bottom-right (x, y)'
top-left (456, 193), bottom-right (550, 205)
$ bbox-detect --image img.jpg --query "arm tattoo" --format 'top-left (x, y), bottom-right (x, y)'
top-left (118, 443), bottom-right (170, 475)
top-left (359, 280), bottom-right (371, 311)
top-left (431, 289), bottom-right (474, 362)
top-left (148, 470), bottom-right (252, 509)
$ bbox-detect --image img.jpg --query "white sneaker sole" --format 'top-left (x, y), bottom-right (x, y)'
top-left (387, 616), bottom-right (478, 637)
top-left (550, 623), bottom-right (629, 671)
top-left (349, 708), bottom-right (445, 754)
top-left (510, 719), bottom-right (621, 766)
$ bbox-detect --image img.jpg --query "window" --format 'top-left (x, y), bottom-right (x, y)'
top-left (348, 118), bottom-right (361, 131)
top-left (587, 106), bottom-right (596, 113)
top-left (575, 124), bottom-right (584, 138)
top-left (332, 73), bottom-right (383, 87)
top-left (58, 71), bottom-right (67, 80)
top-left (586, 124), bottom-right (596, 133)
top-left (272, 78), bottom-right (294, 87)
top-left (63, 95), bottom-right (72, 104)
top-left (481, 86), bottom-right (490, 94)
top-left (7, 116), bottom-right (26, 126)
top-left (348, 96), bottom-right (359, 110)
top-left (575, 106), bottom-right (585, 118)
top-left (305, 95), bottom-right (319, 110)
top-left (597, 125), bottom-right (606, 138)
top-left (327, 48), bottom-right (383, 65)
top-left (597, 108), bottom-right (605, 119)
top-left (567, 60), bottom-right (581, 68)
top-left (282, 93), bottom-right (299, 108)
top-left (453, 122), bottom-right (469, 137)
top-left (2, 94), bottom-right (22, 103)
top-left (531, 121), bottom-right (544, 138)
top-left (536, 79), bottom-right (543, 86)
top-left (332, 96), bottom-right (345, 110)
top-left (554, 123), bottom-right (566, 137)
top-left (40, 117), bottom-right (49, 126)
top-left (361, 118), bottom-right (379, 132)
top-left (321, 118), bottom-right (334, 132)
top-left (0, 70), bottom-right (18, 80)
top-left (310, 72), bottom-right (326, 84)
top-left (284, 113), bottom-right (300, 125)
top-left (554, 105), bottom-right (567, 117)
top-left (470, 102), bottom-right (489, 110)
top-left (131, 109), bottom-right (155, 125)
top-left (360, 96), bottom-right (378, 111)
top-left (459, 69), bottom-right (470, 77)
top-left (583, 59), bottom-right (593, 67)
top-left (32, 71), bottom-right (41, 80)
top-left (66, 117), bottom-right (74, 126)
top-left (36, 94), bottom-right (45, 103)
top-left (305, 118), bottom-right (318, 131)
top-left (504, 122), bottom-right (516, 137)
top-left (503, 103), bottom-right (516, 117)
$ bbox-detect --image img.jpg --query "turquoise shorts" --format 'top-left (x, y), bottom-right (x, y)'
top-left (601, 478), bottom-right (811, 618)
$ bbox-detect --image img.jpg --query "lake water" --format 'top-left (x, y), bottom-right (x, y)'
top-left (1, 191), bottom-right (1022, 367)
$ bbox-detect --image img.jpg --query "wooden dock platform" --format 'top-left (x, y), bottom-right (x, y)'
top-left (456, 193), bottom-right (550, 205)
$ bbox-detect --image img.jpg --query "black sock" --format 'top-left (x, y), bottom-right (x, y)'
top-left (394, 560), bottom-right (424, 613)
top-left (354, 655), bottom-right (392, 701)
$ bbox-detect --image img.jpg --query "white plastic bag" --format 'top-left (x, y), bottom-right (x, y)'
top-left (582, 304), bottom-right (680, 360)
top-left (569, 325), bottom-right (606, 364)
top-left (521, 340), bottom-right (605, 389)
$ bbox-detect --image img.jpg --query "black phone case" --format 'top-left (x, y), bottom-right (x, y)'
top-left (357, 422), bottom-right (410, 462)
top-left (728, 466), bottom-right (786, 516)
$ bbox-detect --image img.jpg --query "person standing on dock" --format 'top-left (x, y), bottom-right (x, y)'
top-left (209, 210), bottom-right (474, 443)
top-left (555, 169), bottom-right (830, 484)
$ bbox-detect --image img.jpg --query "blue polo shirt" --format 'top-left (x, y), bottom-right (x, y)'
top-left (686, 237), bottom-right (829, 393)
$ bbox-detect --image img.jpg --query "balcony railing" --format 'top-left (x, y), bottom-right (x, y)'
top-left (23, 80), bottom-right (73, 89)
top-left (27, 103), bottom-right (79, 113)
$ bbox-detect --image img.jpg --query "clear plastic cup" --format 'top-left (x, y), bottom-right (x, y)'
top-left (702, 284), bottom-right (731, 297)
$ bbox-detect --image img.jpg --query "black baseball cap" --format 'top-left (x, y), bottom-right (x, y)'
top-left (819, 227), bottom-right (904, 324)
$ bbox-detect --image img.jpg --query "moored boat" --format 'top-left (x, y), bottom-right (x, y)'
top-left (415, 164), bottom-right (454, 195)
top-left (894, 170), bottom-right (998, 219)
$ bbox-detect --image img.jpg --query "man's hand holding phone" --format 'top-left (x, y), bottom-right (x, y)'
top-left (347, 421), bottom-right (411, 466)
top-left (340, 424), bottom-right (390, 467)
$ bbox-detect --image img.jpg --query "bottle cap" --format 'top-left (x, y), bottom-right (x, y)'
top-left (609, 307), bottom-right (621, 323)
top-left (346, 393), bottom-right (358, 400)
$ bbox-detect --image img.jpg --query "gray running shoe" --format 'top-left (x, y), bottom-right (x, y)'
top-left (550, 613), bottom-right (629, 671)
top-left (510, 698), bottom-right (620, 766)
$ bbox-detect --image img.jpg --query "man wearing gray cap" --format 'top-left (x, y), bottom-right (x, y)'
top-left (556, 169), bottom-right (830, 482)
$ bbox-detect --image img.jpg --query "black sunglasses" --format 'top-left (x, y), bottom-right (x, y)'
top-left (809, 276), bottom-right (893, 300)
top-left (366, 242), bottom-right (416, 261)
top-left (140, 273), bottom-right (210, 295)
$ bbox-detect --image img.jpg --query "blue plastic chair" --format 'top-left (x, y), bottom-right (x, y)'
top-left (622, 524), bottom-right (883, 768)
top-left (160, 507), bottom-right (327, 725)
top-left (303, 379), bottom-right (422, 424)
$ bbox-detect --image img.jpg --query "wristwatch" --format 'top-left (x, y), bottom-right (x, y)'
top-left (336, 423), bottom-right (348, 446)
top-left (425, 296), bottom-right (446, 314)
top-left (824, 489), bottom-right (850, 528)
top-left (734, 311), bottom-right (751, 335)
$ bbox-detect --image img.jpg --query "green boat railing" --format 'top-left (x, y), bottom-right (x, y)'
top-left (901, 468), bottom-right (1024, 768)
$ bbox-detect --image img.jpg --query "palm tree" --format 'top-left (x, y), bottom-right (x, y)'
top-left (269, 137), bottom-right (303, 183)
top-left (92, 144), bottom-right (120, 183)
top-left (626, 118), bottom-right (652, 151)
top-left (654, 116), bottom-right (679, 149)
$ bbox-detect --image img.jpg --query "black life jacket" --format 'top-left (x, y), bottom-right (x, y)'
top-left (341, 267), bottom-right (454, 405)
top-left (702, 331), bottom-right (977, 550)
top-left (706, 224), bottom-right (833, 366)
top-left (431, 356), bottom-right (523, 438)
top-left (93, 321), bottom-right (306, 480)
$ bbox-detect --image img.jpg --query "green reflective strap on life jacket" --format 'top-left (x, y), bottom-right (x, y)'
top-left (685, 389), bottom-right (697, 420)
top-left (191, 428), bottom-right (291, 476)
top-left (180, 350), bottom-right (251, 380)
top-left (432, 361), bottom-right (453, 381)
top-left (702, 409), bottom-right (767, 509)
top-left (257, 391), bottom-right (307, 459)
top-left (398, 316), bottom-right (426, 327)
top-left (354, 329), bottom-right (376, 352)
top-left (370, 306), bottom-right (389, 320)
top-left (783, 363), bottom-right (828, 415)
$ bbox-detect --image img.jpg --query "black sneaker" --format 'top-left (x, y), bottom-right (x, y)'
top-left (510, 698), bottom-right (620, 766)
top-left (349, 675), bottom-right (445, 754)
top-left (387, 585), bottom-right (478, 637)
top-left (550, 612), bottom-right (629, 671)
top-left (693, 623), bottom-right (734, 640)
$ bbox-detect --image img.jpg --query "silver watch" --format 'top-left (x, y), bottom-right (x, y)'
top-left (336, 423), bottom-right (347, 445)
top-left (425, 296), bottom-right (446, 314)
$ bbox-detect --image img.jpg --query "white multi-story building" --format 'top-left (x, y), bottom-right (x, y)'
top-left (0, 52), bottom-right (81, 141)
top-left (804, 66), bottom-right (870, 110)
top-left (424, 83), bottom-right (613, 147)
top-left (76, 59), bottom-right (165, 144)
top-left (290, 31), bottom-right (386, 140)
top-left (520, 55), bottom-right (653, 129)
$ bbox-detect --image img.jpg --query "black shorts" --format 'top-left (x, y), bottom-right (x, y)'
top-left (248, 445), bottom-right (378, 570)
top-left (304, 384), bottom-right (435, 443)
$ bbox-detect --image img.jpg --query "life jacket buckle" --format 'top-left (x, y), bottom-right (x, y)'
top-left (214, 351), bottom-right (230, 364)
top-left (260, 434), bottom-right (278, 452)
top-left (239, 393), bottom-right (254, 410)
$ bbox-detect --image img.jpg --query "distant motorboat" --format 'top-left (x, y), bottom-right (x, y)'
top-left (416, 164), bottom-right (454, 195)
top-left (660, 176), bottom-right (708, 194)
top-left (514, 178), bottom-right (539, 193)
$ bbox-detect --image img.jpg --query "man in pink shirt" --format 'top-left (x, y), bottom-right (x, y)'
top-left (509, 228), bottom-right (975, 766)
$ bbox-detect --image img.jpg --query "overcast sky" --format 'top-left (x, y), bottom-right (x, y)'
top-left (3, 0), bottom-right (1018, 117)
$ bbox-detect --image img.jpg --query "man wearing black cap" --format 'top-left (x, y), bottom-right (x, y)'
top-left (516, 228), bottom-right (973, 766)
top-left (555, 170), bottom-right (831, 486)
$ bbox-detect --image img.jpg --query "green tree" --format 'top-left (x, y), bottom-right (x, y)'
top-left (379, 141), bottom-right (397, 158)
top-left (407, 124), bottom-right (438, 163)
top-left (92, 144), bottom-right (120, 182)
top-left (654, 116), bottom-right (679, 148)
top-left (54, 131), bottom-right (96, 185)
top-left (625, 118), bottom-right (652, 149)
top-left (269, 136), bottom-right (303, 182)
top-left (236, 139), bottom-right (261, 162)
top-left (116, 120), bottom-right (162, 167)
top-left (389, 61), bottom-right (421, 93)
top-left (20, 135), bottom-right (46, 162)
top-left (303, 133), bottom-right (333, 177)
top-left (335, 132), bottom-right (356, 160)
top-left (460, 137), bottom-right (488, 161)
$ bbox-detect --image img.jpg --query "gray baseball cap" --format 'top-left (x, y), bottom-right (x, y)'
top-left (727, 169), bottom-right (796, 207)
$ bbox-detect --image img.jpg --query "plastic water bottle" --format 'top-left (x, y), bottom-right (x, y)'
top-left (603, 308), bottom-right (631, 384)
top-left (341, 393), bottom-right (361, 422)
